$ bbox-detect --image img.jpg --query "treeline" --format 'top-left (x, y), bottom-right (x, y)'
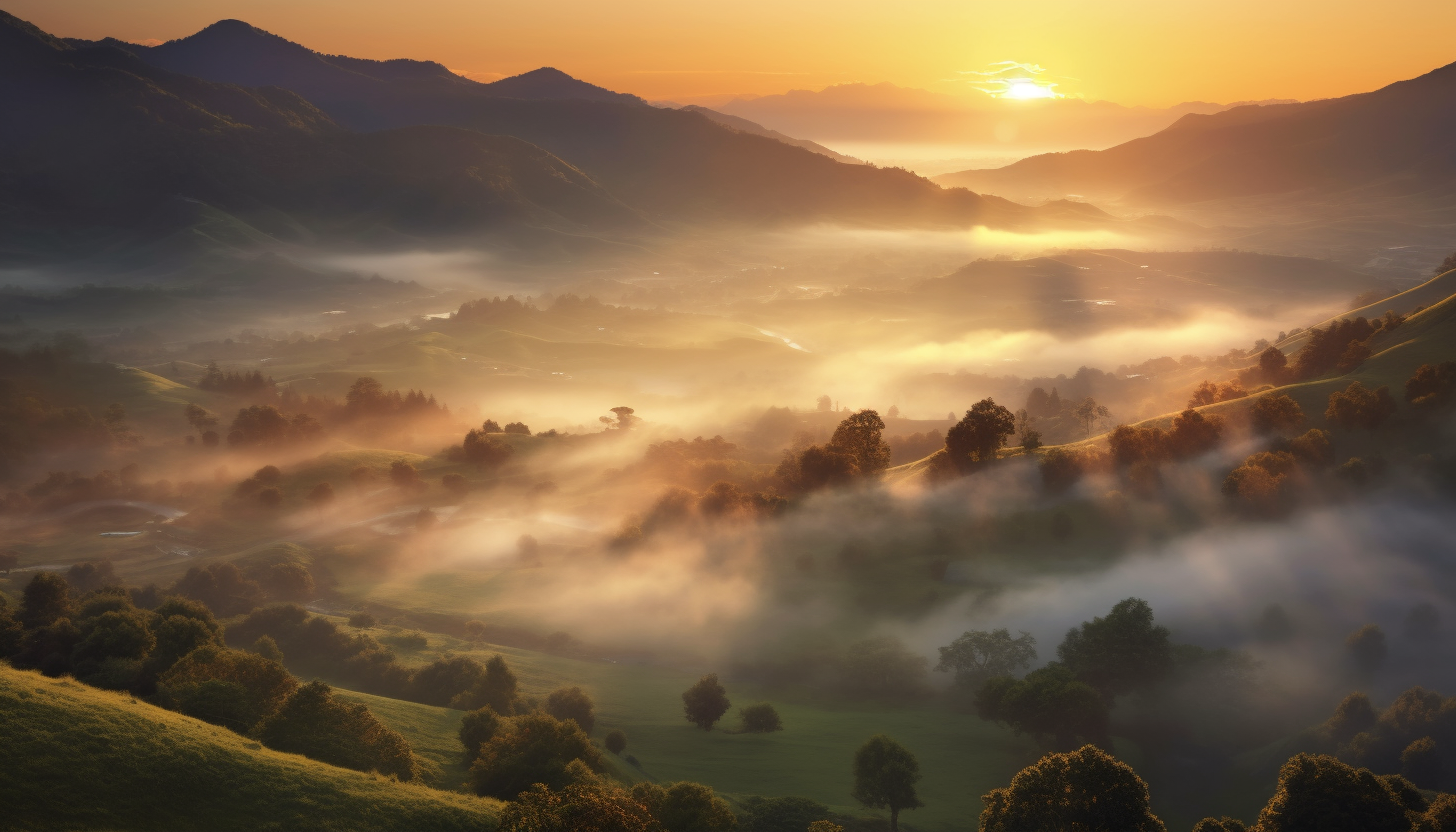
top-left (0, 570), bottom-right (420, 780)
top-left (181, 375), bottom-right (450, 449)
top-left (0, 338), bottom-right (141, 472)
top-left (0, 463), bottom-right (187, 515)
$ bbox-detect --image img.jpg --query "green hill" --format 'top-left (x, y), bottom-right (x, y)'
top-left (0, 665), bottom-right (502, 832)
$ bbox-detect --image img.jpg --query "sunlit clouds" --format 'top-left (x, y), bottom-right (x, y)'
top-left (959, 61), bottom-right (1068, 100)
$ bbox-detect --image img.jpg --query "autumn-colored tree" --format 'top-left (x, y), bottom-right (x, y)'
top-left (256, 680), bottom-right (418, 780)
top-left (471, 712), bottom-right (604, 799)
top-left (827, 410), bottom-right (892, 475)
top-left (979, 745), bottom-right (1165, 832)
top-left (1326, 382), bottom-right (1397, 431)
top-left (1250, 394), bottom-right (1306, 435)
top-left (1406, 362), bottom-right (1456, 409)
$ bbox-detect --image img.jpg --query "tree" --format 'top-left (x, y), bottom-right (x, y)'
top-left (827, 410), bottom-right (892, 475)
top-left (159, 644), bottom-right (297, 731)
top-left (256, 680), bottom-right (418, 781)
top-left (452, 653), bottom-right (520, 712)
top-left (1402, 737), bottom-right (1442, 789)
top-left (602, 407), bottom-right (638, 430)
top-left (1422, 794), bottom-right (1456, 832)
top-left (1253, 753), bottom-right (1409, 832)
top-left (169, 563), bottom-right (263, 617)
top-left (306, 482), bottom-right (334, 507)
top-left (227, 405), bottom-right (294, 447)
top-left (816, 395), bottom-right (833, 412)
top-left (184, 403), bottom-right (218, 434)
top-left (740, 703), bottom-right (784, 733)
top-left (945, 398), bottom-right (1016, 471)
top-left (605, 729), bottom-right (627, 755)
top-left (546, 686), bottom-right (596, 734)
top-left (389, 460), bottom-right (424, 490)
top-left (1167, 408), bottom-right (1224, 458)
top-left (344, 377), bottom-right (390, 417)
top-left (442, 473), bottom-right (468, 495)
top-left (790, 444), bottom-right (859, 490)
top-left (1250, 394), bottom-right (1306, 435)
top-left (1072, 398), bottom-right (1110, 438)
top-left (73, 607), bottom-right (155, 666)
top-left (1346, 624), bottom-right (1387, 675)
top-left (1406, 362), bottom-right (1456, 409)
top-left (935, 629), bottom-right (1037, 692)
top-left (1326, 382), bottom-right (1397, 431)
top-left (504, 422), bottom-right (532, 435)
top-left (1257, 346), bottom-right (1290, 385)
top-left (682, 674), bottom-right (731, 730)
top-left (978, 745), bottom-right (1165, 832)
top-left (851, 735), bottom-right (923, 832)
top-left (631, 782), bottom-right (737, 832)
top-left (253, 635), bottom-right (285, 664)
top-left (347, 612), bottom-right (377, 629)
top-left (1191, 819), bottom-right (1246, 832)
top-left (463, 430), bottom-right (515, 468)
top-left (501, 781), bottom-right (660, 832)
top-left (471, 712), bottom-right (605, 799)
top-left (1057, 598), bottom-right (1172, 699)
top-left (975, 665), bottom-right (1109, 749)
top-left (460, 705), bottom-right (504, 764)
top-left (254, 562), bottom-right (314, 601)
top-left (66, 560), bottom-right (118, 594)
top-left (20, 571), bottom-right (70, 629)
top-left (1039, 448), bottom-right (1084, 494)
top-left (1326, 693), bottom-right (1377, 746)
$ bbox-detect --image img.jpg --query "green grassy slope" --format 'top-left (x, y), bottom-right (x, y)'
top-left (0, 665), bottom-right (502, 832)
top-left (1277, 268), bottom-right (1456, 354)
top-left (327, 631), bottom-right (1044, 832)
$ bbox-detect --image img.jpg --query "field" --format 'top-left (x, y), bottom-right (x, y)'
top-left (0, 665), bottom-right (503, 832)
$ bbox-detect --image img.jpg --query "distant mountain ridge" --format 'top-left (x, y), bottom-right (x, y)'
top-left (55, 15), bottom-right (1115, 232)
top-left (934, 61), bottom-right (1456, 207)
top-left (678, 105), bottom-right (867, 165)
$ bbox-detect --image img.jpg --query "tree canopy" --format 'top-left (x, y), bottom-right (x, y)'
top-left (1057, 598), bottom-right (1173, 698)
top-left (851, 734), bottom-right (923, 831)
top-left (682, 674), bottom-right (731, 730)
top-left (979, 745), bottom-right (1165, 832)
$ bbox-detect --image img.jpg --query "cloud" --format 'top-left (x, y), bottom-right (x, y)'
top-left (956, 61), bottom-right (1070, 99)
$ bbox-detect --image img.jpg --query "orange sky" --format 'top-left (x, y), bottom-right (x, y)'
top-left (12, 0), bottom-right (1456, 106)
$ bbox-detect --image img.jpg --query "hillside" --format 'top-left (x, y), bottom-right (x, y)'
top-left (0, 665), bottom-right (501, 832)
top-left (0, 11), bottom-right (644, 262)
top-left (678, 105), bottom-right (867, 165)
top-left (81, 17), bottom-right (1119, 231)
top-left (935, 60), bottom-right (1456, 208)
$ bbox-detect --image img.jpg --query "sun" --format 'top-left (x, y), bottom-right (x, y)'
top-left (1003, 80), bottom-right (1058, 100)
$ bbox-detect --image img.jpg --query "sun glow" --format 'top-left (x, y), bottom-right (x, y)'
top-left (1002, 79), bottom-right (1059, 99)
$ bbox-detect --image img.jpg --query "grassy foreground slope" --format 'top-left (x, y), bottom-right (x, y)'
top-left (0, 665), bottom-right (501, 832)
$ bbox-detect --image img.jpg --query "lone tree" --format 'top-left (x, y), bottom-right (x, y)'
top-left (851, 735), bottom-right (923, 832)
top-left (683, 673), bottom-right (731, 730)
top-left (935, 629), bottom-right (1037, 691)
top-left (945, 398), bottom-right (1016, 472)
top-left (1071, 397), bottom-right (1110, 438)
top-left (978, 745), bottom-right (1165, 832)
top-left (604, 729), bottom-right (627, 755)
top-left (827, 409), bottom-right (892, 475)
top-left (1057, 598), bottom-right (1173, 699)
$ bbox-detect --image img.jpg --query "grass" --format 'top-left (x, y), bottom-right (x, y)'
top-left (321, 630), bottom-right (1046, 832)
top-left (0, 664), bottom-right (502, 832)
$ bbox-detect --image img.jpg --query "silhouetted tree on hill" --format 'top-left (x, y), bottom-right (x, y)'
top-left (851, 734), bottom-right (923, 832)
top-left (1253, 754), bottom-right (1410, 832)
top-left (979, 745), bottom-right (1164, 832)
top-left (682, 674), bottom-right (731, 730)
top-left (1326, 382), bottom-right (1397, 431)
top-left (1250, 394), bottom-right (1306, 436)
top-left (945, 398), bottom-right (1015, 472)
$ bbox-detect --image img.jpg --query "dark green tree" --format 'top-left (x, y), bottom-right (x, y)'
top-left (631, 782), bottom-right (738, 832)
top-left (935, 628), bottom-right (1037, 691)
top-left (605, 729), bottom-right (628, 755)
top-left (20, 571), bottom-right (70, 629)
top-left (851, 735), bottom-right (923, 832)
top-left (255, 680), bottom-right (418, 781)
top-left (471, 712), bottom-right (604, 799)
top-left (978, 745), bottom-right (1165, 832)
top-left (546, 686), bottom-right (596, 734)
top-left (682, 674), bottom-right (731, 731)
top-left (451, 653), bottom-right (520, 712)
top-left (1057, 598), bottom-right (1173, 698)
top-left (1250, 394), bottom-right (1306, 436)
top-left (739, 703), bottom-right (783, 733)
top-left (975, 665), bottom-right (1109, 750)
top-left (460, 705), bottom-right (504, 764)
top-left (1253, 754), bottom-right (1409, 832)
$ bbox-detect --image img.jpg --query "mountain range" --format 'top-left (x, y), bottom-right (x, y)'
top-left (0, 12), bottom-right (1125, 266)
top-left (935, 63), bottom-right (1456, 208)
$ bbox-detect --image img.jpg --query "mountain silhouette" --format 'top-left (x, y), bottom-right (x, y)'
top-left (82, 17), bottom-right (1105, 230)
top-left (678, 105), bottom-right (866, 165)
top-left (0, 11), bottom-right (643, 262)
top-left (937, 61), bottom-right (1456, 207)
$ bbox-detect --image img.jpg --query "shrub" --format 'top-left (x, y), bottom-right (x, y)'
top-left (159, 645), bottom-right (297, 731)
top-left (545, 686), bottom-right (596, 734)
top-left (631, 781), bottom-right (738, 832)
top-left (471, 712), bottom-right (604, 799)
top-left (740, 703), bottom-right (783, 733)
top-left (604, 729), bottom-right (627, 755)
top-left (501, 781), bottom-right (658, 832)
top-left (460, 705), bottom-right (504, 764)
top-left (255, 680), bottom-right (419, 781)
top-left (347, 612), bottom-right (377, 629)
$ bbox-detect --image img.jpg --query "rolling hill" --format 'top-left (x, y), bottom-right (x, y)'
top-left (0, 664), bottom-right (501, 832)
top-left (935, 60), bottom-right (1456, 209)
top-left (77, 17), bottom-right (1118, 231)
